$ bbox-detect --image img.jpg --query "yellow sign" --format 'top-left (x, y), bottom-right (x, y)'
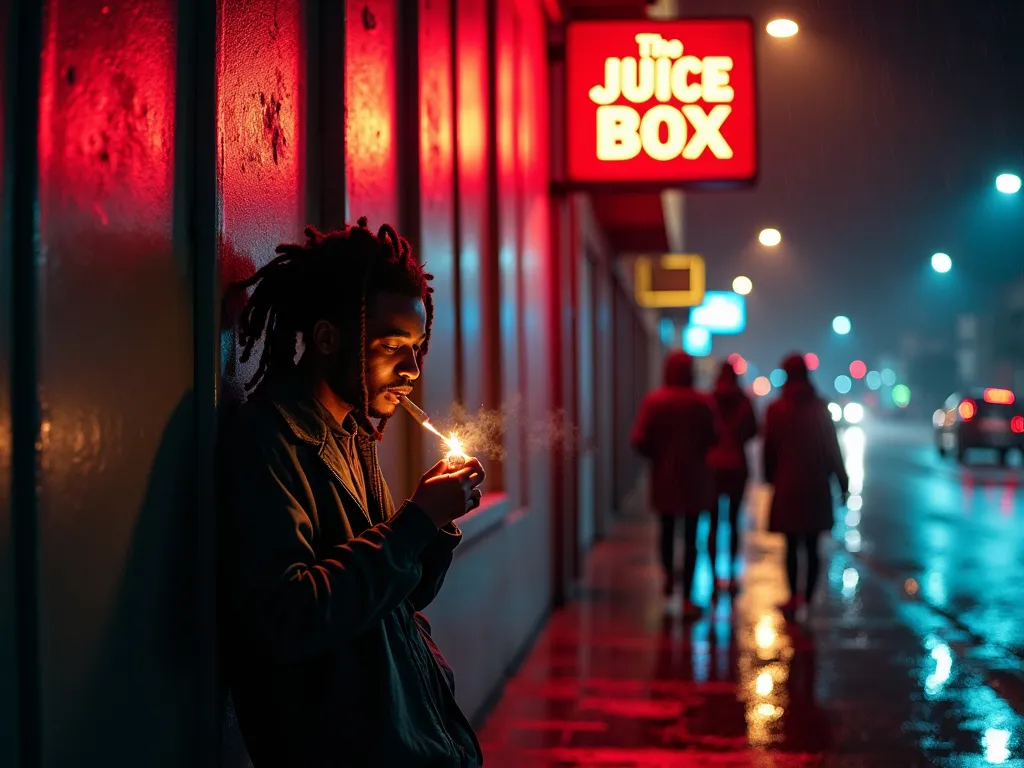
top-left (634, 254), bottom-right (706, 308)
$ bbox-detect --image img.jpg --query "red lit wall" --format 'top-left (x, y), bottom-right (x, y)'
top-left (35, 0), bottom-right (196, 764)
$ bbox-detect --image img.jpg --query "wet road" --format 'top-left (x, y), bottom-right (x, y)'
top-left (478, 421), bottom-right (1024, 766)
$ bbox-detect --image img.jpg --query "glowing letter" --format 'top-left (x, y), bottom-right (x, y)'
top-left (702, 56), bottom-right (735, 103)
top-left (640, 105), bottom-right (686, 161)
top-left (682, 105), bottom-right (733, 159)
top-left (670, 56), bottom-right (702, 103)
top-left (620, 57), bottom-right (655, 103)
top-left (589, 58), bottom-right (621, 105)
top-left (596, 106), bottom-right (641, 161)
top-left (635, 33), bottom-right (660, 58)
top-left (655, 57), bottom-right (673, 102)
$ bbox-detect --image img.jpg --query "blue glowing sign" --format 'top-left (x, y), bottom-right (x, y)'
top-left (689, 291), bottom-right (746, 335)
top-left (682, 325), bottom-right (712, 357)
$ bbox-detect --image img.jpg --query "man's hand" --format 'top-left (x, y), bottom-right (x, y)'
top-left (410, 458), bottom-right (486, 529)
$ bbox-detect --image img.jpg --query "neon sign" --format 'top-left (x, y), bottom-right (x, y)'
top-left (565, 19), bottom-right (757, 188)
top-left (690, 291), bottom-right (746, 334)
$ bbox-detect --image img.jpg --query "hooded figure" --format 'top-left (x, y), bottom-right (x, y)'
top-left (707, 361), bottom-right (758, 591)
top-left (631, 351), bottom-right (718, 614)
top-left (763, 353), bottom-right (849, 611)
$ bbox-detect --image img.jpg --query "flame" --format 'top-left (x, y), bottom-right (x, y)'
top-left (417, 419), bottom-right (468, 465)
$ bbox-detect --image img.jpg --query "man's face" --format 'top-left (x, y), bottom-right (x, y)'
top-left (359, 292), bottom-right (427, 418)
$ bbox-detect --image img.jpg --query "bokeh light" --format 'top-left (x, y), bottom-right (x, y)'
top-left (849, 360), bottom-right (867, 379)
top-left (832, 315), bottom-right (851, 335)
top-left (893, 384), bottom-right (911, 407)
top-left (752, 376), bottom-right (772, 397)
top-left (996, 173), bottom-right (1021, 194)
top-left (931, 252), bottom-right (952, 273)
top-left (766, 19), bottom-right (799, 37)
top-left (865, 370), bottom-right (881, 390)
top-left (758, 227), bottom-right (782, 247)
top-left (769, 368), bottom-right (788, 388)
top-left (843, 402), bottom-right (864, 423)
top-left (728, 353), bottom-right (748, 375)
top-left (835, 375), bottom-right (852, 394)
top-left (732, 275), bottom-right (753, 295)
top-left (880, 368), bottom-right (897, 387)
top-left (828, 402), bottom-right (842, 421)
top-left (804, 352), bottom-right (819, 370)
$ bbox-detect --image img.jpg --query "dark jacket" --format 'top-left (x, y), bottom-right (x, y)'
top-left (218, 380), bottom-right (483, 768)
top-left (630, 353), bottom-right (718, 516)
top-left (763, 380), bottom-right (849, 534)
top-left (708, 384), bottom-right (758, 476)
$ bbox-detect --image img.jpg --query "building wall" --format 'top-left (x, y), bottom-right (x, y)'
top-left (1, 0), bottom-right (656, 764)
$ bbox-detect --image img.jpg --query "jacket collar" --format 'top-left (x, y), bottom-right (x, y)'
top-left (266, 377), bottom-right (371, 446)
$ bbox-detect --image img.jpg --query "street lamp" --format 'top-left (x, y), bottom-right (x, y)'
top-left (996, 173), bottom-right (1022, 194)
top-left (732, 275), bottom-right (753, 295)
top-left (766, 19), bottom-right (799, 38)
top-left (931, 252), bottom-right (952, 273)
top-left (758, 228), bottom-right (782, 247)
top-left (832, 315), bottom-right (851, 335)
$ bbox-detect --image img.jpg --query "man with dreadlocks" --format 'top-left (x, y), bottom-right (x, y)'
top-left (218, 218), bottom-right (486, 767)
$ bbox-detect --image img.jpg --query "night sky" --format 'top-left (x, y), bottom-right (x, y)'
top-left (676, 0), bottom-right (1024, 379)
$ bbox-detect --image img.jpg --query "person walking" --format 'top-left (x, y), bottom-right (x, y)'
top-left (708, 361), bottom-right (758, 594)
top-left (762, 353), bottom-right (849, 614)
top-left (631, 351), bottom-right (718, 618)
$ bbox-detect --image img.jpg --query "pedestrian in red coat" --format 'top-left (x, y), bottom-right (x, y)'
top-left (708, 361), bottom-right (758, 594)
top-left (631, 351), bottom-right (718, 617)
top-left (762, 353), bottom-right (849, 612)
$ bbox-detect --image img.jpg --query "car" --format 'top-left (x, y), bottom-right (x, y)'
top-left (933, 388), bottom-right (1024, 465)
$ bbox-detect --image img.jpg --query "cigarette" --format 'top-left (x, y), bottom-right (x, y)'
top-left (398, 395), bottom-right (432, 427)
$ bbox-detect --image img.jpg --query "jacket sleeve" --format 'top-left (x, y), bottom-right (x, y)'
top-left (631, 396), bottom-right (655, 458)
top-left (823, 409), bottom-right (850, 494)
top-left (226, 422), bottom-right (439, 663)
top-left (407, 520), bottom-right (462, 611)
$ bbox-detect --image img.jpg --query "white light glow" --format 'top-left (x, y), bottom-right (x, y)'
top-left (766, 19), bottom-right (799, 38)
top-left (931, 252), bottom-right (952, 273)
top-left (828, 402), bottom-right (842, 422)
top-left (843, 402), bottom-right (864, 424)
top-left (996, 173), bottom-right (1021, 194)
top-left (758, 227), bottom-right (782, 247)
top-left (732, 275), bottom-right (753, 295)
top-left (983, 728), bottom-right (1011, 763)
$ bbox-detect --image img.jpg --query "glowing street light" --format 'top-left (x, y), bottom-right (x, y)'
top-left (732, 275), bottom-right (753, 295)
top-left (996, 173), bottom-right (1022, 194)
top-left (758, 228), bottom-right (782, 247)
top-left (832, 315), bottom-right (852, 335)
top-left (766, 19), bottom-right (799, 38)
top-left (931, 252), bottom-right (952, 273)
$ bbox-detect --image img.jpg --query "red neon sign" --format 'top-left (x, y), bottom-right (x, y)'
top-left (565, 18), bottom-right (757, 188)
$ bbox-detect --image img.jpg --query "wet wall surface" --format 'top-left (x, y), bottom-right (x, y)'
top-left (480, 423), bottom-right (1024, 766)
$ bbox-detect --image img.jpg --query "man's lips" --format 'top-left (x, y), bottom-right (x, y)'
top-left (381, 386), bottom-right (412, 401)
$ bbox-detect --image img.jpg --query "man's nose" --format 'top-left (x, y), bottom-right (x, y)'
top-left (396, 350), bottom-right (420, 381)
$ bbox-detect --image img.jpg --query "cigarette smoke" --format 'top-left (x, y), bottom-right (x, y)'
top-left (434, 394), bottom-right (579, 462)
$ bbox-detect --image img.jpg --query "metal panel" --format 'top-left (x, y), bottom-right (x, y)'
top-left (344, 0), bottom-right (412, 499)
top-left (35, 0), bottom-right (195, 764)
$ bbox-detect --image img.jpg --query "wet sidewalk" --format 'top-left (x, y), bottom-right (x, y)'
top-left (478, 485), bottom-right (1024, 767)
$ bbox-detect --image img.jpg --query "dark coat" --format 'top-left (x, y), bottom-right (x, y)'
top-left (631, 353), bottom-right (718, 517)
top-left (763, 380), bottom-right (850, 534)
top-left (218, 380), bottom-right (482, 768)
top-left (708, 384), bottom-right (758, 494)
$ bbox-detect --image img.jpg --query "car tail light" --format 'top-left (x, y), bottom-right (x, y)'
top-left (984, 388), bottom-right (1015, 405)
top-left (1012, 415), bottom-right (1024, 434)
top-left (959, 399), bottom-right (977, 421)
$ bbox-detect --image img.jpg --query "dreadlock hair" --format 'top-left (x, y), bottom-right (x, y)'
top-left (233, 217), bottom-right (434, 441)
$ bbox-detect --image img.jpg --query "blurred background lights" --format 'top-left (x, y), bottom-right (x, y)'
top-left (931, 252), bottom-right (952, 273)
top-left (843, 402), bottom-right (864, 424)
top-left (732, 275), bottom-right (753, 295)
top-left (833, 315), bottom-right (852, 335)
top-left (752, 376), bottom-right (772, 397)
top-left (996, 173), bottom-right (1021, 194)
top-left (892, 384), bottom-right (912, 407)
top-left (758, 227), bottom-right (782, 246)
top-left (682, 325), bottom-right (712, 357)
top-left (835, 375), bottom-right (852, 394)
top-left (766, 18), bottom-right (799, 37)
top-left (804, 352), bottom-right (819, 370)
top-left (828, 402), bottom-right (842, 422)
top-left (880, 368), bottom-right (897, 386)
top-left (659, 317), bottom-right (675, 347)
top-left (849, 360), bottom-right (867, 379)
top-left (728, 353), bottom-right (748, 375)
top-left (983, 728), bottom-right (1011, 763)
top-left (865, 370), bottom-right (881, 390)
top-left (769, 368), bottom-right (788, 388)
